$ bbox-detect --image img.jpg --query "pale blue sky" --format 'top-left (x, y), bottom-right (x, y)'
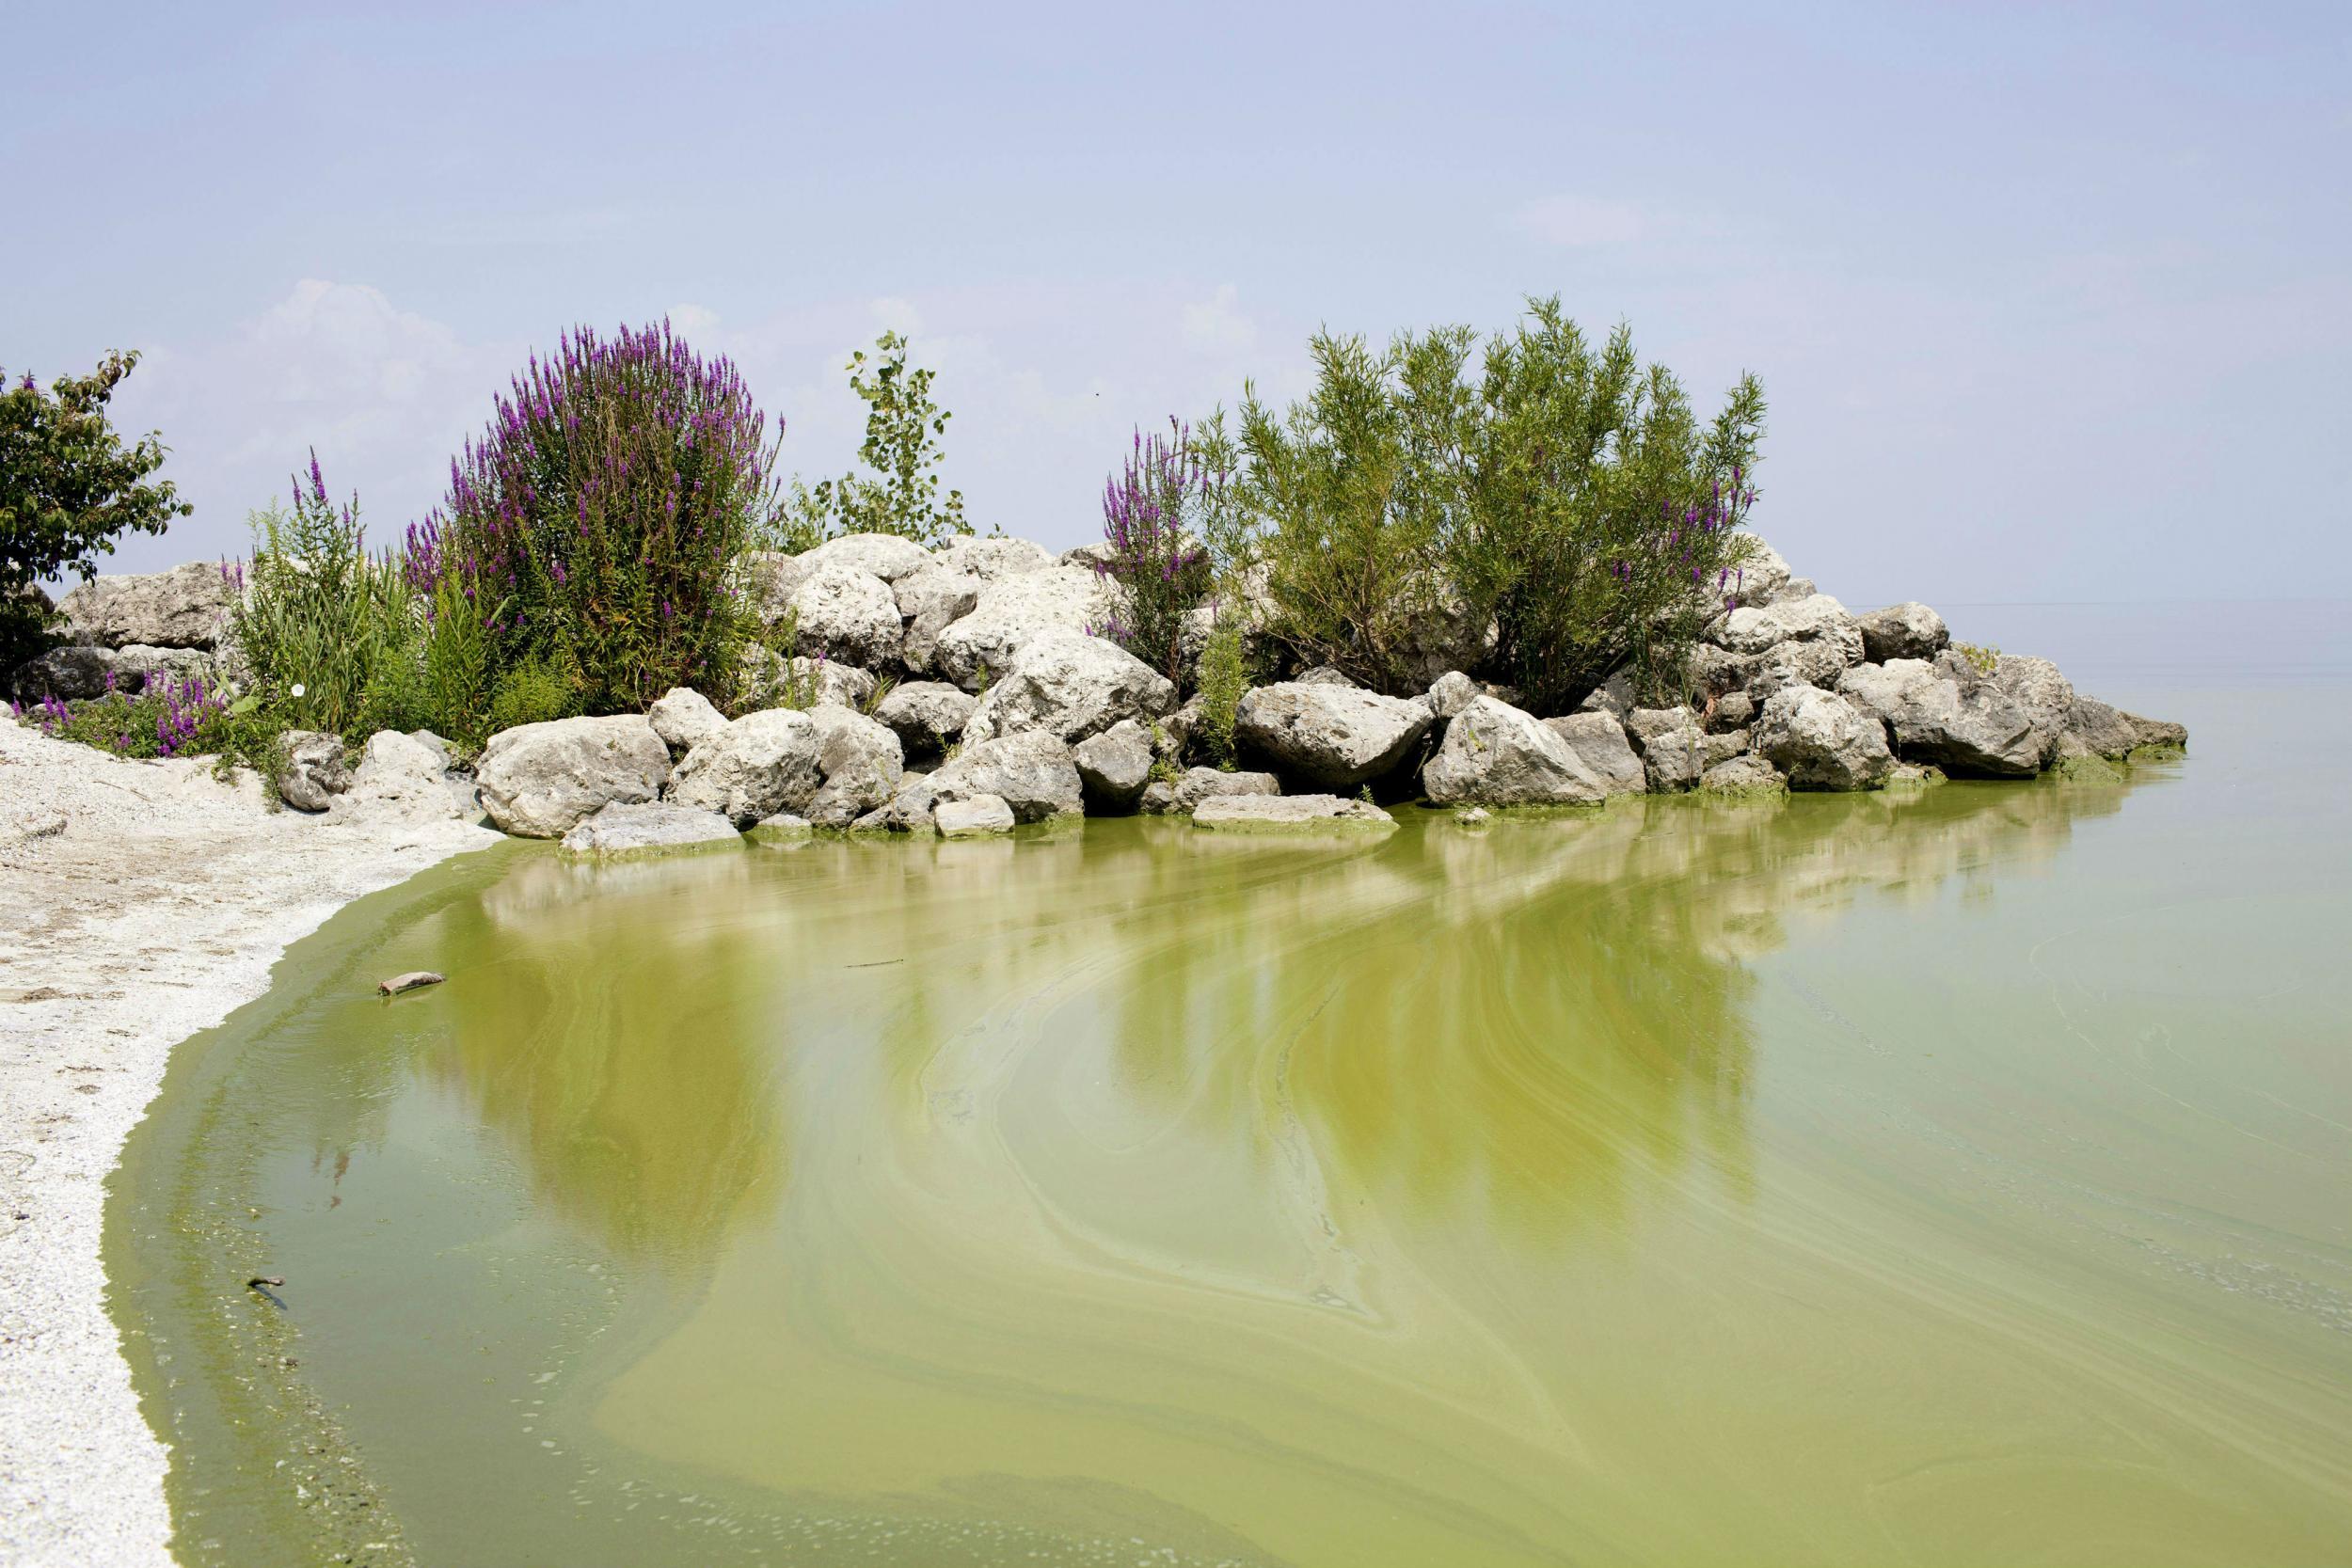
top-left (7, 2), bottom-right (2345, 605)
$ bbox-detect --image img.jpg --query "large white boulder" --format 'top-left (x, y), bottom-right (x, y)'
top-left (1623, 706), bottom-right (1707, 793)
top-left (786, 564), bottom-right (904, 669)
top-left (328, 730), bottom-right (466, 825)
top-left (1422, 695), bottom-right (1606, 806)
top-left (646, 686), bottom-right (727, 753)
top-left (1232, 682), bottom-right (1433, 787)
top-left (475, 715), bottom-right (671, 837)
top-left (803, 703), bottom-right (905, 828)
top-left (932, 536), bottom-right (1058, 581)
top-left (274, 730), bottom-right (350, 812)
top-left (1855, 602), bottom-right (1949, 663)
top-left (1541, 712), bottom-right (1646, 797)
top-left (860, 730), bottom-right (1083, 829)
top-left (666, 708), bottom-right (824, 826)
top-left (559, 800), bottom-right (742, 857)
top-left (930, 565), bottom-right (1110, 691)
top-left (872, 680), bottom-right (975, 757)
top-left (1191, 794), bottom-right (1396, 832)
top-left (56, 562), bottom-right (236, 649)
top-left (794, 531), bottom-right (934, 582)
top-left (960, 628), bottom-right (1178, 746)
top-left (893, 562), bottom-right (984, 674)
top-left (1837, 659), bottom-right (2046, 778)
top-left (1712, 593), bottom-right (1866, 675)
top-left (1755, 684), bottom-right (1893, 791)
top-left (1071, 719), bottom-right (1154, 808)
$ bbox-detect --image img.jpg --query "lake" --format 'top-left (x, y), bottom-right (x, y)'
top-left (108, 602), bottom-right (2352, 1566)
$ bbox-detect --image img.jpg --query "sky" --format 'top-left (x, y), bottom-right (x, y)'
top-left (6, 1), bottom-right (2346, 607)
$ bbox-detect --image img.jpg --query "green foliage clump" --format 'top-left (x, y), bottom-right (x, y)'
top-left (0, 351), bottom-right (193, 667)
top-left (1193, 621), bottom-right (1250, 768)
top-left (1952, 641), bottom-right (2000, 675)
top-left (12, 676), bottom-right (233, 760)
top-left (783, 331), bottom-right (975, 549)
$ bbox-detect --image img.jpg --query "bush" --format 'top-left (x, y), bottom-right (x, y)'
top-left (783, 331), bottom-right (973, 549)
top-left (0, 351), bottom-right (193, 668)
top-left (1091, 420), bottom-right (1217, 684)
top-left (410, 319), bottom-right (779, 716)
top-left (11, 673), bottom-right (230, 760)
top-left (1193, 620), bottom-right (1249, 768)
top-left (1456, 301), bottom-right (1763, 711)
top-left (228, 458), bottom-right (426, 737)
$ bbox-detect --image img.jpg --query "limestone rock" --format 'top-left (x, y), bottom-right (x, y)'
top-left (961, 628), bottom-right (1178, 746)
top-left (1712, 593), bottom-right (1866, 680)
top-left (666, 708), bottom-right (823, 827)
top-left (872, 680), bottom-right (975, 757)
top-left (1856, 602), bottom-right (1949, 663)
top-left (795, 531), bottom-right (934, 583)
top-left (1295, 665), bottom-right (1358, 688)
top-left (1836, 659), bottom-right (2046, 778)
top-left (560, 800), bottom-right (742, 858)
top-left (1702, 729), bottom-right (1750, 768)
top-left (1624, 706), bottom-right (1707, 793)
top-left (1755, 685), bottom-right (1893, 791)
top-left (1072, 719), bottom-right (1154, 809)
top-left (931, 566), bottom-right (1109, 690)
top-left (1234, 682), bottom-right (1432, 787)
top-left (1727, 540), bottom-right (1792, 609)
top-left (1541, 712), bottom-right (1646, 797)
top-left (56, 562), bottom-right (236, 649)
top-left (475, 715), bottom-right (671, 837)
top-left (1700, 754), bottom-right (1788, 798)
top-left (376, 972), bottom-right (443, 997)
top-left (9, 642), bottom-right (212, 703)
top-left (933, 536), bottom-right (1059, 581)
top-left (1981, 654), bottom-right (2074, 763)
top-left (1426, 671), bottom-right (1479, 719)
top-left (2125, 712), bottom-right (2187, 751)
top-left (1191, 794), bottom-right (1396, 832)
top-left (803, 703), bottom-right (906, 828)
top-left (742, 551), bottom-right (810, 626)
top-left (936, 793), bottom-right (1017, 837)
top-left (786, 564), bottom-right (904, 669)
top-left (1172, 767), bottom-right (1281, 815)
top-left (329, 730), bottom-right (468, 825)
top-left (784, 657), bottom-right (878, 710)
top-left (893, 563), bottom-right (984, 674)
top-left (274, 730), bottom-right (350, 812)
top-left (1423, 695), bottom-right (1606, 806)
top-left (1138, 781), bottom-right (1177, 816)
top-left (646, 687), bottom-right (726, 753)
top-left (1706, 689), bottom-right (1756, 733)
top-left (866, 730), bottom-right (1084, 828)
top-left (1575, 673), bottom-right (1636, 721)
top-left (747, 812), bottom-right (814, 841)
top-left (2060, 695), bottom-right (2140, 760)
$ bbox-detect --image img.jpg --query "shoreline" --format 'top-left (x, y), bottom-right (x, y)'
top-left (0, 720), bottom-right (498, 1568)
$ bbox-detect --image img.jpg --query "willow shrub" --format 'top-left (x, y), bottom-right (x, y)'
top-left (1216, 300), bottom-right (1765, 710)
top-left (408, 320), bottom-right (782, 715)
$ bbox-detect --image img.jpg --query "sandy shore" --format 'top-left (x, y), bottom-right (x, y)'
top-left (0, 721), bottom-right (499, 1568)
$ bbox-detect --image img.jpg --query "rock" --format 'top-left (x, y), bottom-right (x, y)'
top-left (2126, 712), bottom-right (2187, 752)
top-left (872, 680), bottom-right (975, 757)
top-left (1885, 761), bottom-right (1947, 788)
top-left (1295, 665), bottom-right (1358, 688)
top-left (1234, 682), bottom-right (1433, 787)
top-left (1837, 659), bottom-right (2046, 778)
top-left (796, 531), bottom-right (933, 583)
top-left (405, 729), bottom-right (453, 768)
top-left (893, 563), bottom-right (984, 674)
top-left (666, 708), bottom-right (822, 827)
top-left (747, 812), bottom-right (815, 841)
top-left (56, 562), bottom-right (236, 649)
top-left (1575, 673), bottom-right (1635, 720)
top-left (1191, 794), bottom-right (1397, 832)
top-left (870, 730), bottom-right (1085, 827)
top-left (328, 730), bottom-right (464, 825)
top-left (1138, 781), bottom-right (1177, 816)
top-left (646, 687), bottom-right (727, 753)
top-left (936, 794), bottom-right (1017, 837)
top-left (1707, 689), bottom-right (1756, 732)
top-left (1072, 720), bottom-right (1154, 809)
top-left (1699, 754), bottom-right (1788, 798)
top-left (8, 642), bottom-right (212, 703)
top-left (1981, 654), bottom-right (2074, 763)
top-left (1712, 593), bottom-right (1866, 677)
top-left (1623, 706), bottom-right (1707, 793)
top-left (559, 800), bottom-right (742, 857)
top-left (274, 731), bottom-right (350, 812)
top-left (376, 971), bottom-right (444, 997)
top-left (960, 628), bottom-right (1178, 746)
top-left (743, 552), bottom-right (811, 626)
top-left (931, 566), bottom-right (1109, 691)
top-left (1748, 638), bottom-right (1865, 695)
top-left (1060, 541), bottom-right (1120, 570)
top-left (1423, 695), bottom-right (1606, 806)
top-left (933, 536), bottom-right (1058, 581)
top-left (1727, 540), bottom-right (1792, 609)
top-left (784, 657), bottom-right (878, 710)
top-left (2060, 696), bottom-right (2140, 760)
top-left (1755, 684), bottom-right (1893, 791)
top-left (474, 715), bottom-right (670, 836)
top-left (1856, 602), bottom-right (1949, 663)
top-left (1171, 767), bottom-right (1282, 814)
top-left (1155, 697), bottom-right (1200, 761)
top-left (1454, 806), bottom-right (1492, 825)
top-left (786, 565), bottom-right (903, 669)
top-left (1702, 729), bottom-right (1750, 768)
top-left (803, 703), bottom-right (905, 827)
top-left (1541, 712), bottom-right (1646, 797)
top-left (1425, 671), bottom-right (1480, 719)
top-left (1772, 577), bottom-right (1818, 604)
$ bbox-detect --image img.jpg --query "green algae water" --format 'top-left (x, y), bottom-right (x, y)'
top-left (108, 652), bottom-right (2352, 1565)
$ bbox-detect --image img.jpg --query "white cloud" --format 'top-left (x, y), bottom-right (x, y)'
top-left (1181, 284), bottom-right (1258, 356)
top-left (1510, 195), bottom-right (1646, 247)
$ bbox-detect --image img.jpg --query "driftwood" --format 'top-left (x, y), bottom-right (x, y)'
top-left (376, 971), bottom-right (445, 997)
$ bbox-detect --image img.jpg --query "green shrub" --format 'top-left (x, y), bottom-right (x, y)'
top-left (485, 652), bottom-right (579, 735)
top-left (1, 351), bottom-right (193, 668)
top-left (783, 331), bottom-right (974, 549)
top-left (1194, 621), bottom-right (1249, 768)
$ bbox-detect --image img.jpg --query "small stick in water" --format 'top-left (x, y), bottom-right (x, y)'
top-left (376, 972), bottom-right (444, 997)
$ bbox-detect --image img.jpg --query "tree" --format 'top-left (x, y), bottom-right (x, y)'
top-left (783, 331), bottom-right (972, 548)
top-left (1, 350), bottom-right (192, 661)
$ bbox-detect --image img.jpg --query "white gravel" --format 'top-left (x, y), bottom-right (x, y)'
top-left (0, 719), bottom-right (499, 1567)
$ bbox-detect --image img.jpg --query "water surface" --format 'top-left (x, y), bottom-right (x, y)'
top-left (110, 624), bottom-right (2352, 1566)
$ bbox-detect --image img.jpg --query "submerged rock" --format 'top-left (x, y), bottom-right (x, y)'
top-left (1170, 766), bottom-right (1281, 815)
top-left (376, 971), bottom-right (444, 997)
top-left (1191, 794), bottom-right (1396, 832)
top-left (475, 715), bottom-right (671, 837)
top-left (936, 793), bottom-right (1017, 837)
top-left (559, 800), bottom-right (742, 857)
top-left (1423, 695), bottom-right (1606, 806)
